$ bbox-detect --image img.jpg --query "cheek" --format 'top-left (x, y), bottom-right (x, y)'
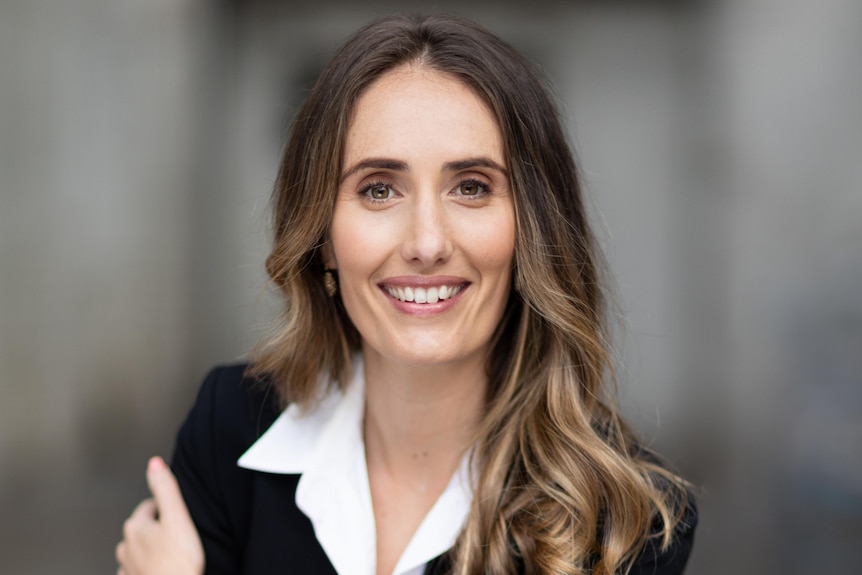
top-left (487, 231), bottom-right (516, 266)
top-left (461, 211), bottom-right (516, 270)
top-left (329, 208), bottom-right (388, 276)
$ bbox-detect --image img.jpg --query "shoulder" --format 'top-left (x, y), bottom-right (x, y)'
top-left (628, 495), bottom-right (698, 575)
top-left (170, 363), bottom-right (287, 573)
top-left (184, 363), bottom-right (280, 450)
top-left (172, 362), bottom-right (283, 483)
top-left (170, 362), bottom-right (285, 514)
top-left (197, 363), bottom-right (279, 414)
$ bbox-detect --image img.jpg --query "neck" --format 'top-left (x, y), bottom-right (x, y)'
top-left (362, 348), bottom-right (487, 488)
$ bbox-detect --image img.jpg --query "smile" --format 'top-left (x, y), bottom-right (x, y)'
top-left (382, 284), bottom-right (465, 304)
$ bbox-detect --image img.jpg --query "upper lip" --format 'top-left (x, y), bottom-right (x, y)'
top-left (378, 275), bottom-right (469, 288)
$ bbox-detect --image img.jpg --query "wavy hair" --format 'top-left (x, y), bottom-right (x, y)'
top-left (251, 13), bottom-right (689, 575)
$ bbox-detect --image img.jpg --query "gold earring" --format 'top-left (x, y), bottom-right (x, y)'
top-left (323, 269), bottom-right (337, 297)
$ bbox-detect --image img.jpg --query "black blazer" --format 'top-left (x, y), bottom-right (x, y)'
top-left (171, 365), bottom-right (697, 575)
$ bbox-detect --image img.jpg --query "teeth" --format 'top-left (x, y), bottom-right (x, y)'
top-left (385, 284), bottom-right (463, 304)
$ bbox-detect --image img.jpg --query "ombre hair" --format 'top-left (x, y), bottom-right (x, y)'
top-left (251, 13), bottom-right (690, 575)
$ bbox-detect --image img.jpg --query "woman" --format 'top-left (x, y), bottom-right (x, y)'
top-left (117, 14), bottom-right (696, 575)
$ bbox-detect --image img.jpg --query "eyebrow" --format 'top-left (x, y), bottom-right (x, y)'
top-left (339, 159), bottom-right (408, 183)
top-left (444, 157), bottom-right (508, 175)
top-left (339, 156), bottom-right (508, 183)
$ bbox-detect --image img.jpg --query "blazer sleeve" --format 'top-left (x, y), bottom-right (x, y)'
top-left (170, 364), bottom-right (280, 575)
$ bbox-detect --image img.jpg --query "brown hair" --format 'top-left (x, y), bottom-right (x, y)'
top-left (252, 14), bottom-right (689, 574)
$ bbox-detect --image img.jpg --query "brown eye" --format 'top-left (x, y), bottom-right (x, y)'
top-left (366, 183), bottom-right (392, 200)
top-left (457, 180), bottom-right (487, 197)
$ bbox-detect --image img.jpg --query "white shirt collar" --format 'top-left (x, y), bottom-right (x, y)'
top-left (237, 358), bottom-right (473, 575)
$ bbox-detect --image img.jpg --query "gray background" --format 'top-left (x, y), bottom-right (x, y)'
top-left (1, 0), bottom-right (860, 573)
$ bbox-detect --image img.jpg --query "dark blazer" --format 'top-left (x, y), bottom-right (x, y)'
top-left (171, 365), bottom-right (697, 575)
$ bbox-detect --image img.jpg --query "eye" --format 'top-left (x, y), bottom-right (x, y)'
top-left (361, 182), bottom-right (394, 201)
top-left (455, 179), bottom-right (489, 197)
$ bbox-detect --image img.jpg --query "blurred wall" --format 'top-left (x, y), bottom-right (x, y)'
top-left (1, 1), bottom-right (860, 573)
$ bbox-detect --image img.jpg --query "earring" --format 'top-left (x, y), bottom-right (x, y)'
top-left (323, 269), bottom-right (337, 297)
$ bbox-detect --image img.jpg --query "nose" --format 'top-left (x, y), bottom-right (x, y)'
top-left (400, 193), bottom-right (453, 266)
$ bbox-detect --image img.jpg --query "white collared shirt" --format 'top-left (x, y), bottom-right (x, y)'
top-left (237, 359), bottom-right (473, 575)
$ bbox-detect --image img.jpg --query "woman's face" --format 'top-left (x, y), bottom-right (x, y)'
top-left (326, 65), bottom-right (516, 370)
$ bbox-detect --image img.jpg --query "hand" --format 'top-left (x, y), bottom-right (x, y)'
top-left (116, 456), bottom-right (205, 575)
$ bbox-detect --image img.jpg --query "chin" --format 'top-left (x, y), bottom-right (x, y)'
top-left (369, 338), bottom-right (482, 369)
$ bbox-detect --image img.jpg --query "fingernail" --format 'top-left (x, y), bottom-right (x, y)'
top-left (148, 456), bottom-right (166, 473)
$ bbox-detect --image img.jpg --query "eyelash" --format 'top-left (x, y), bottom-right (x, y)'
top-left (359, 181), bottom-right (395, 203)
top-left (454, 178), bottom-right (491, 199)
top-left (358, 178), bottom-right (492, 203)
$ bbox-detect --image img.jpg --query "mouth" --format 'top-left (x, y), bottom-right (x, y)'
top-left (381, 283), bottom-right (466, 304)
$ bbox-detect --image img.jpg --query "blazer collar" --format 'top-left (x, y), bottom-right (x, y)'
top-left (237, 357), bottom-right (472, 575)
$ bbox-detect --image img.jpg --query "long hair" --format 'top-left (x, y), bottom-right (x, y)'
top-left (251, 14), bottom-right (689, 574)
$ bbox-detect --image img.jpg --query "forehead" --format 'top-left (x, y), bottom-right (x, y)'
top-left (343, 65), bottom-right (504, 165)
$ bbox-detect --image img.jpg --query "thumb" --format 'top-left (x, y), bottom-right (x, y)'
top-left (146, 456), bottom-right (191, 525)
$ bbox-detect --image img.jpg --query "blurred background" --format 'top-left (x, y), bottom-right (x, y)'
top-left (1, 0), bottom-right (860, 573)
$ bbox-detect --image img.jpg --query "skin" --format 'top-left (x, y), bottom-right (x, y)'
top-left (115, 457), bottom-right (203, 575)
top-left (327, 64), bottom-right (515, 575)
top-left (116, 64), bottom-right (515, 575)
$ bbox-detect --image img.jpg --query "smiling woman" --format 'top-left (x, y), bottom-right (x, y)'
top-left (116, 13), bottom-right (695, 575)
top-left (328, 65), bottom-right (515, 371)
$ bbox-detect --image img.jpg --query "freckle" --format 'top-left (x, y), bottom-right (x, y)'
top-left (421, 451), bottom-right (429, 458)
top-left (412, 452), bottom-right (418, 459)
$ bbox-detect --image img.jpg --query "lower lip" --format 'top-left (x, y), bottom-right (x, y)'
top-left (379, 285), bottom-right (468, 317)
